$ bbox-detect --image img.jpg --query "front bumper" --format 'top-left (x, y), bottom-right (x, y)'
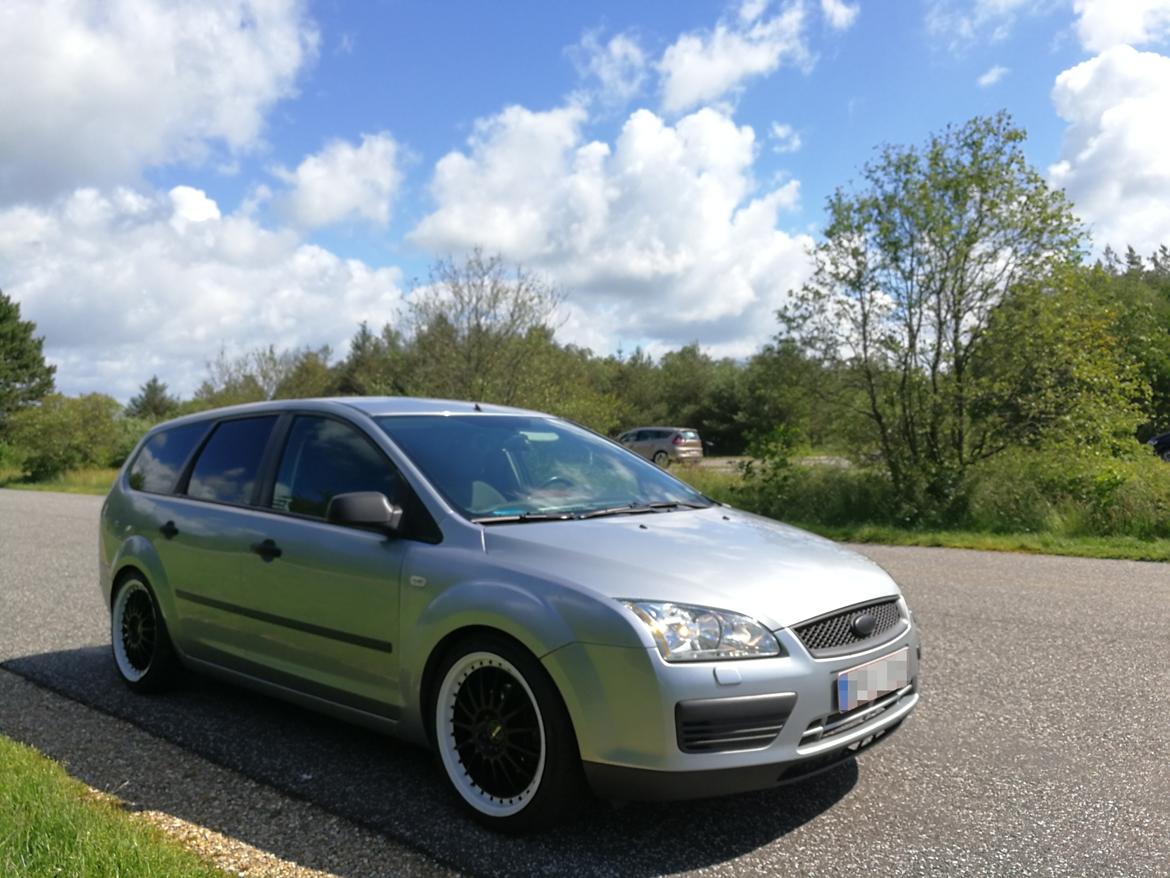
top-left (541, 621), bottom-right (920, 801)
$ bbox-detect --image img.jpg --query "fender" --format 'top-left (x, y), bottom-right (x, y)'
top-left (395, 571), bottom-right (646, 743)
top-left (108, 536), bottom-right (180, 628)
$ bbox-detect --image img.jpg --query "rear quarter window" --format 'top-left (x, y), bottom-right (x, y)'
top-left (127, 422), bottom-right (210, 494)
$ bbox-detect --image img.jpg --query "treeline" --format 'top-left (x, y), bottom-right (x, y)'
top-left (0, 250), bottom-right (842, 480)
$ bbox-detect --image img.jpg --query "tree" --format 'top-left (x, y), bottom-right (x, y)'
top-left (125, 375), bottom-right (179, 421)
top-left (335, 322), bottom-right (408, 396)
top-left (406, 249), bottom-right (561, 404)
top-left (191, 344), bottom-right (337, 408)
top-left (779, 113), bottom-right (1084, 514)
top-left (971, 266), bottom-right (1148, 455)
top-left (0, 289), bottom-right (55, 423)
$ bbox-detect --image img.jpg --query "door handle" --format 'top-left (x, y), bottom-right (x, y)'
top-left (159, 521), bottom-right (179, 539)
top-left (250, 538), bottom-right (283, 561)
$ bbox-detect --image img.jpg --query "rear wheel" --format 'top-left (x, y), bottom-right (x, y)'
top-left (652, 450), bottom-right (669, 468)
top-left (111, 576), bottom-right (178, 692)
top-left (433, 634), bottom-right (586, 832)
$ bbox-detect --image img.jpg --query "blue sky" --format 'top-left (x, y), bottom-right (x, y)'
top-left (3, 0), bottom-right (1170, 399)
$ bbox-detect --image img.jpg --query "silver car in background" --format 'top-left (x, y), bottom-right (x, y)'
top-left (617, 426), bottom-right (704, 466)
top-left (99, 397), bottom-right (920, 832)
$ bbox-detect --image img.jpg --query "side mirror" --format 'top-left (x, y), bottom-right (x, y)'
top-left (326, 492), bottom-right (403, 533)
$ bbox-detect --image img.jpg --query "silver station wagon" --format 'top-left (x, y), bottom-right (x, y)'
top-left (99, 397), bottom-right (921, 832)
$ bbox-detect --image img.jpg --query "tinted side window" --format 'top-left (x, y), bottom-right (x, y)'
top-left (127, 422), bottom-right (209, 494)
top-left (187, 416), bottom-right (277, 505)
top-left (272, 416), bottom-right (401, 519)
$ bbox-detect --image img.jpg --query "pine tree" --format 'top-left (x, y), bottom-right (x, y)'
top-left (0, 289), bottom-right (55, 423)
top-left (125, 375), bottom-right (179, 420)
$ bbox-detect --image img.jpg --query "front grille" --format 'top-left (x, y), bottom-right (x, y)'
top-left (794, 599), bottom-right (903, 657)
top-left (676, 693), bottom-right (795, 754)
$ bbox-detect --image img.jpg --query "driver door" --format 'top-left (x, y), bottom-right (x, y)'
top-left (235, 414), bottom-right (409, 719)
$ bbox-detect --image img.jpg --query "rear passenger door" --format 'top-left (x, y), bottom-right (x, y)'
top-left (232, 414), bottom-right (413, 719)
top-left (163, 415), bottom-right (281, 663)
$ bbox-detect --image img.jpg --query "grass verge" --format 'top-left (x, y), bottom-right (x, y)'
top-left (796, 524), bottom-right (1170, 563)
top-left (0, 466), bottom-right (118, 495)
top-left (0, 735), bottom-right (229, 878)
top-left (676, 464), bottom-right (1170, 562)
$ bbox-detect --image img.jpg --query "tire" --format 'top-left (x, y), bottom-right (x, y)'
top-left (110, 575), bottom-right (179, 692)
top-left (652, 450), bottom-right (669, 468)
top-left (432, 634), bottom-right (587, 833)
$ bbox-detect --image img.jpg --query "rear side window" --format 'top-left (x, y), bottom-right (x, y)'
top-left (186, 416), bottom-right (277, 506)
top-left (127, 422), bottom-right (209, 494)
top-left (272, 416), bottom-right (402, 518)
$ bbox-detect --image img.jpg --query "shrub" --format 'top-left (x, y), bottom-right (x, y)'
top-left (962, 448), bottom-right (1170, 539)
top-left (4, 394), bottom-right (143, 481)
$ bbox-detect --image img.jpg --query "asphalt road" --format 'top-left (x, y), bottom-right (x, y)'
top-left (2, 488), bottom-right (1168, 877)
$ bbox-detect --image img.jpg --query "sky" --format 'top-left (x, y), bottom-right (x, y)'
top-left (3, 0), bottom-right (1170, 401)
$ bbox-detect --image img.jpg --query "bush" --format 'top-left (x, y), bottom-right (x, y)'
top-left (732, 426), bottom-right (899, 527)
top-left (964, 449), bottom-right (1170, 539)
top-left (4, 394), bottom-right (145, 481)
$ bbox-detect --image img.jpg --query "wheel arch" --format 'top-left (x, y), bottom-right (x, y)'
top-left (418, 624), bottom-right (579, 754)
top-left (106, 536), bottom-right (178, 626)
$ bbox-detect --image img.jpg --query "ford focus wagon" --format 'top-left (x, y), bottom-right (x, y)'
top-left (99, 397), bottom-right (921, 832)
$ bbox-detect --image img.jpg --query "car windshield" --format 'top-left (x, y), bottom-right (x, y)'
top-left (376, 414), bottom-right (712, 522)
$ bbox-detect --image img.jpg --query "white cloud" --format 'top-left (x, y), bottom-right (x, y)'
top-left (821, 0), bottom-right (860, 30)
top-left (770, 122), bottom-right (804, 152)
top-left (658, 1), bottom-right (810, 114)
top-left (977, 64), bottom-right (1010, 87)
top-left (1074, 0), bottom-right (1170, 52)
top-left (273, 133), bottom-right (403, 229)
top-left (0, 187), bottom-right (402, 399)
top-left (925, 0), bottom-right (1038, 47)
top-left (411, 103), bottom-right (813, 355)
top-left (1050, 45), bottom-right (1170, 254)
top-left (0, 0), bottom-right (318, 203)
top-left (570, 30), bottom-right (647, 106)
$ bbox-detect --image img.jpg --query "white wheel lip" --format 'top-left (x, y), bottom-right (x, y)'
top-left (436, 650), bottom-right (547, 819)
top-left (111, 579), bottom-right (152, 683)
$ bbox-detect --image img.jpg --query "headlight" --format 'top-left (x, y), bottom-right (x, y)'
top-left (621, 600), bottom-right (783, 662)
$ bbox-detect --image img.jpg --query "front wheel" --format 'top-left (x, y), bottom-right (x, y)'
top-left (111, 576), bottom-right (178, 692)
top-left (433, 635), bottom-right (586, 832)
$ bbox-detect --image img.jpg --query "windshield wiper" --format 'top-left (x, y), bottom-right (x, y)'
top-left (472, 511), bottom-right (576, 525)
top-left (577, 501), bottom-right (709, 519)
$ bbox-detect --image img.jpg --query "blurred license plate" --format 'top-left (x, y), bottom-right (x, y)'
top-left (837, 647), bottom-right (910, 712)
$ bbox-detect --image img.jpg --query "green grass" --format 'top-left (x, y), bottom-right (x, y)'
top-left (0, 466), bottom-right (118, 495)
top-left (674, 464), bottom-right (1170, 562)
top-left (795, 524), bottom-right (1170, 562)
top-left (0, 736), bottom-right (230, 878)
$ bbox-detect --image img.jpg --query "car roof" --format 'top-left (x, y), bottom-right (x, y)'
top-left (146, 396), bottom-right (549, 433)
top-left (625, 426), bottom-right (698, 433)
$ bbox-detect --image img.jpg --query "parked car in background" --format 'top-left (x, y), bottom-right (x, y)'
top-left (100, 398), bottom-right (920, 832)
top-left (616, 426), bottom-right (704, 466)
top-left (1150, 431), bottom-right (1170, 462)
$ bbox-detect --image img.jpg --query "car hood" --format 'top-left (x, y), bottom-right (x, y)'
top-left (481, 506), bottom-right (900, 630)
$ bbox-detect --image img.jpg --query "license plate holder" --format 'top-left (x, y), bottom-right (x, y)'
top-left (836, 646), bottom-right (910, 712)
